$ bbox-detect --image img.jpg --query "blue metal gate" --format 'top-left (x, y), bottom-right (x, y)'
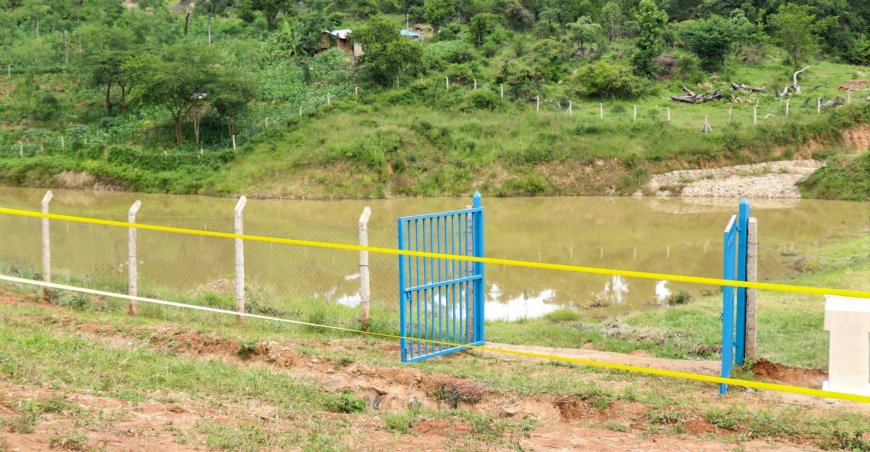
top-left (720, 199), bottom-right (750, 395)
top-left (398, 192), bottom-right (485, 363)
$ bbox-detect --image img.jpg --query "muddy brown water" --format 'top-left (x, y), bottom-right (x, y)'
top-left (0, 187), bottom-right (866, 320)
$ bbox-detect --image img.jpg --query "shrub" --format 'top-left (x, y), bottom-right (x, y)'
top-left (573, 62), bottom-right (648, 99)
top-left (324, 391), bottom-right (366, 413)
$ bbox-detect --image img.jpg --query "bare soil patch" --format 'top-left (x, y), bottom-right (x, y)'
top-left (751, 358), bottom-right (828, 389)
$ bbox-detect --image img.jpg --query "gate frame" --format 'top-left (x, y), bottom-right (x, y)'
top-left (398, 192), bottom-right (485, 363)
top-left (721, 199), bottom-right (750, 395)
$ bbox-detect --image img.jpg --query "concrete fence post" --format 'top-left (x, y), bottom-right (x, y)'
top-left (666, 107), bottom-right (671, 123)
top-left (599, 103), bottom-right (603, 119)
top-left (728, 107), bottom-right (733, 123)
top-left (231, 134), bottom-right (236, 150)
top-left (327, 93), bottom-right (331, 105)
top-left (473, 79), bottom-right (477, 90)
top-left (7, 64), bottom-right (10, 78)
top-left (632, 104), bottom-right (637, 121)
top-left (745, 217), bottom-right (758, 359)
top-left (264, 117), bottom-right (269, 127)
top-left (60, 136), bottom-right (65, 150)
top-left (536, 96), bottom-right (540, 112)
top-left (567, 100), bottom-right (573, 115)
top-left (500, 84), bottom-right (504, 99)
top-left (753, 105), bottom-right (757, 126)
top-left (127, 200), bottom-right (142, 315)
top-left (846, 90), bottom-right (851, 105)
top-left (785, 99), bottom-right (790, 117)
top-left (355, 85), bottom-right (359, 96)
top-left (299, 107), bottom-right (303, 117)
top-left (234, 196), bottom-right (247, 325)
top-left (18, 142), bottom-right (23, 157)
top-left (817, 97), bottom-right (822, 114)
top-left (41, 191), bottom-right (53, 301)
top-left (358, 207), bottom-right (372, 330)
top-left (445, 77), bottom-right (449, 90)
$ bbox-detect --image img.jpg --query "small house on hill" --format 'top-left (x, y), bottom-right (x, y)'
top-left (319, 29), bottom-right (363, 57)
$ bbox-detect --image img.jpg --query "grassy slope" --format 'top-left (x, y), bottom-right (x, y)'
top-left (0, 52), bottom-right (867, 198)
top-left (204, 59), bottom-right (870, 199)
top-left (798, 151), bottom-right (870, 201)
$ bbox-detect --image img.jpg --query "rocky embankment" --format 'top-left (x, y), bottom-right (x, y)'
top-left (644, 160), bottom-right (825, 198)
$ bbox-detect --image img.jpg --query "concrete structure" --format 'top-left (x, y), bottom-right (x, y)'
top-left (823, 295), bottom-right (870, 396)
top-left (319, 30), bottom-right (363, 57)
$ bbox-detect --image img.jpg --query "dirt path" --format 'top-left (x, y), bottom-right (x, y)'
top-left (1, 297), bottom-right (865, 450)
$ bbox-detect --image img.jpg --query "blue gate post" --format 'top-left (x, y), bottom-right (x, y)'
top-left (398, 222), bottom-right (408, 362)
top-left (472, 192), bottom-right (485, 343)
top-left (720, 216), bottom-right (737, 395)
top-left (735, 199), bottom-right (750, 365)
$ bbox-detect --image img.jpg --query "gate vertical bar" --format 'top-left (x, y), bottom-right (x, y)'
top-left (720, 216), bottom-right (737, 395)
top-left (472, 192), bottom-right (485, 343)
top-left (735, 199), bottom-right (750, 364)
top-left (398, 220), bottom-right (407, 362)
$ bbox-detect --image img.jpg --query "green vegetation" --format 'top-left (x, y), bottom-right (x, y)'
top-left (0, 0), bottom-right (867, 197)
top-left (798, 152), bottom-right (870, 201)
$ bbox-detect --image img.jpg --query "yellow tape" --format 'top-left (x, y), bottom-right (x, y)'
top-left (0, 274), bottom-right (867, 404)
top-left (1, 206), bottom-right (868, 299)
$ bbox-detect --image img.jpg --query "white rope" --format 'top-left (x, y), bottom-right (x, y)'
top-left (0, 274), bottom-right (341, 332)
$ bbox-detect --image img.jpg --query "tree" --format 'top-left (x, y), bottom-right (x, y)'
top-left (631, 0), bottom-right (668, 77)
top-left (355, 16), bottom-right (423, 86)
top-left (125, 43), bottom-right (253, 145)
top-left (79, 25), bottom-right (137, 113)
top-left (468, 12), bottom-right (499, 47)
top-left (678, 15), bottom-right (736, 70)
top-left (566, 16), bottom-right (602, 54)
top-left (423, 0), bottom-right (455, 34)
top-left (769, 4), bottom-right (820, 67)
top-left (212, 69), bottom-right (256, 137)
top-left (601, 1), bottom-right (622, 42)
top-left (237, 0), bottom-right (296, 27)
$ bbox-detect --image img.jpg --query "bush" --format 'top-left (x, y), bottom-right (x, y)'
top-left (573, 62), bottom-right (648, 99)
top-left (462, 89), bottom-right (501, 111)
top-left (324, 391), bottom-right (366, 413)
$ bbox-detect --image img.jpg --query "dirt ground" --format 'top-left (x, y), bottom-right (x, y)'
top-left (0, 297), bottom-right (866, 451)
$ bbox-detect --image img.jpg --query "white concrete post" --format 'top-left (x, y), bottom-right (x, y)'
top-left (265, 117), bottom-right (269, 127)
top-left (567, 101), bottom-right (573, 115)
top-left (299, 107), bottom-right (303, 116)
top-left (127, 200), bottom-right (142, 315)
top-left (18, 142), bottom-right (23, 157)
top-left (666, 107), bottom-right (671, 123)
top-left (41, 191), bottom-right (53, 301)
top-left (60, 136), bottom-right (65, 150)
top-left (473, 79), bottom-right (477, 90)
top-left (785, 99), bottom-right (790, 117)
top-left (817, 97), bottom-right (822, 114)
top-left (500, 84), bottom-right (504, 99)
top-left (358, 207), bottom-right (371, 330)
top-left (599, 103), bottom-right (603, 119)
top-left (445, 77), bottom-right (449, 90)
top-left (327, 93), bottom-right (331, 105)
top-left (632, 104), bottom-right (637, 121)
top-left (234, 196), bottom-right (247, 325)
top-left (847, 90), bottom-right (851, 105)
top-left (355, 85), bottom-right (359, 96)
top-left (753, 105), bottom-right (757, 125)
top-left (823, 296), bottom-right (870, 396)
top-left (729, 107), bottom-right (733, 123)
top-left (745, 217), bottom-right (757, 358)
top-left (231, 134), bottom-right (236, 150)
top-left (536, 96), bottom-right (540, 112)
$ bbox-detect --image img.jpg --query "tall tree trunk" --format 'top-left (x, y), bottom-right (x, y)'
top-left (175, 116), bottom-right (183, 145)
top-left (119, 84), bottom-right (127, 112)
top-left (105, 81), bottom-right (112, 114)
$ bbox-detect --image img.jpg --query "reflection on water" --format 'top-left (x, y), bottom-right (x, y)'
top-left (0, 187), bottom-right (866, 320)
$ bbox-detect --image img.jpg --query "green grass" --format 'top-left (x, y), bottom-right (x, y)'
top-left (799, 151), bottom-right (870, 201)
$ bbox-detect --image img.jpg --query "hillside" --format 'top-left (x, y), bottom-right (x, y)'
top-left (0, 1), bottom-right (868, 198)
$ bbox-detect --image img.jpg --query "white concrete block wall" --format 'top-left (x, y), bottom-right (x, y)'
top-left (823, 295), bottom-right (870, 396)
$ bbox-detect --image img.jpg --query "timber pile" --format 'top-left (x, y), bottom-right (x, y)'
top-left (670, 86), bottom-right (723, 103)
top-left (731, 82), bottom-right (765, 93)
top-left (819, 97), bottom-right (845, 110)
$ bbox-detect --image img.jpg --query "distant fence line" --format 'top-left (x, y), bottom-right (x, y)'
top-left (1, 68), bottom-right (866, 155)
